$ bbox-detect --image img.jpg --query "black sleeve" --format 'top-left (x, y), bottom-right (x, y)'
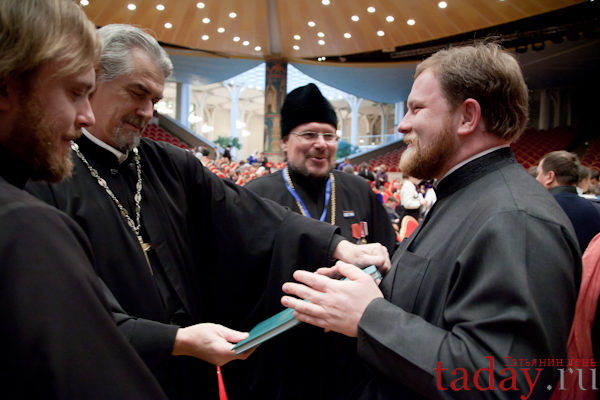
top-left (0, 202), bottom-right (167, 399)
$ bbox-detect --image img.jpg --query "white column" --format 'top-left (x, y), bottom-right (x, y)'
top-left (377, 104), bottom-right (393, 145)
top-left (337, 108), bottom-right (350, 141)
top-left (224, 83), bottom-right (246, 160)
top-left (395, 101), bottom-right (405, 141)
top-left (345, 95), bottom-right (363, 146)
top-left (176, 82), bottom-right (191, 128)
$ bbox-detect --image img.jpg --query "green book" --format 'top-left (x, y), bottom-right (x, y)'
top-left (232, 265), bottom-right (382, 355)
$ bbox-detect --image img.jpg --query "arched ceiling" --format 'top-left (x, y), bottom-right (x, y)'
top-left (79, 0), bottom-right (587, 60)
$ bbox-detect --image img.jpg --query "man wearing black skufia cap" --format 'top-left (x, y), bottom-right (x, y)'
top-left (245, 83), bottom-right (395, 400)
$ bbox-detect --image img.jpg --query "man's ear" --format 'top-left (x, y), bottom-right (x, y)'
top-left (456, 98), bottom-right (481, 137)
top-left (543, 170), bottom-right (557, 188)
top-left (0, 77), bottom-right (17, 112)
top-left (281, 136), bottom-right (289, 152)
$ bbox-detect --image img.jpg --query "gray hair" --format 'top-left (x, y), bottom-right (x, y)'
top-left (97, 24), bottom-right (173, 83)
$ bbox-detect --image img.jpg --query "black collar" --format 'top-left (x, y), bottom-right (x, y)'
top-left (435, 147), bottom-right (517, 200)
top-left (74, 134), bottom-right (134, 168)
top-left (0, 144), bottom-right (32, 189)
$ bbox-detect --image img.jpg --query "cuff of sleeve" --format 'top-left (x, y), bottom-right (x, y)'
top-left (328, 234), bottom-right (346, 263)
top-left (127, 319), bottom-right (179, 386)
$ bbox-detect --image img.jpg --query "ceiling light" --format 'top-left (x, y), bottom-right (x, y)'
top-left (318, 40), bottom-right (325, 45)
top-left (164, 22), bottom-right (172, 28)
top-left (202, 18), bottom-right (210, 23)
top-left (318, 32), bottom-right (325, 37)
top-left (293, 45), bottom-right (300, 50)
top-left (197, 2), bottom-right (205, 8)
top-left (344, 33), bottom-right (351, 38)
top-left (218, 27), bottom-right (225, 33)
top-left (127, 4), bottom-right (136, 10)
top-left (233, 36), bottom-right (240, 42)
top-left (255, 46), bottom-right (261, 51)
top-left (80, 0), bottom-right (89, 5)
top-left (351, 15), bottom-right (359, 21)
top-left (294, 35), bottom-right (301, 40)
top-left (156, 4), bottom-right (164, 10)
top-left (202, 35), bottom-right (209, 40)
top-left (322, 0), bottom-right (330, 4)
top-left (229, 12), bottom-right (237, 18)
top-left (377, 30), bottom-right (385, 36)
top-left (368, 7), bottom-right (375, 13)
top-left (243, 41), bottom-right (249, 46)
top-left (386, 16), bottom-right (394, 22)
top-left (438, 1), bottom-right (447, 8)
top-left (308, 21), bottom-right (316, 27)
top-left (407, 19), bottom-right (416, 25)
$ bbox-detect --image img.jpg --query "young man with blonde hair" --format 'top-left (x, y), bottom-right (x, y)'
top-left (0, 0), bottom-right (166, 398)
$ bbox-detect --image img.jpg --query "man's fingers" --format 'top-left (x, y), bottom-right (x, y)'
top-left (292, 310), bottom-right (329, 330)
top-left (338, 263), bottom-right (372, 281)
top-left (281, 295), bottom-right (326, 319)
top-left (282, 281), bottom-right (323, 304)
top-left (292, 270), bottom-right (332, 292)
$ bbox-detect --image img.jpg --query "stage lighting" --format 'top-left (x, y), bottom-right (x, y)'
top-left (515, 44), bottom-right (528, 53)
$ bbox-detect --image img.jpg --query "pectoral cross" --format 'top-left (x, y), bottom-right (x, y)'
top-left (138, 236), bottom-right (153, 275)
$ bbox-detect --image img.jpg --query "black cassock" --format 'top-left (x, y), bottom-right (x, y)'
top-left (243, 168), bottom-right (396, 400)
top-left (26, 135), bottom-right (340, 400)
top-left (1, 145), bottom-right (167, 399)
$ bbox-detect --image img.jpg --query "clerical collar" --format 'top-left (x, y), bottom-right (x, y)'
top-left (434, 146), bottom-right (517, 200)
top-left (81, 128), bottom-right (129, 164)
top-left (0, 144), bottom-right (33, 189)
top-left (436, 144), bottom-right (510, 186)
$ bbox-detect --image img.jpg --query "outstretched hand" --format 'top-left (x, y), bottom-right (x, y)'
top-left (282, 262), bottom-right (383, 337)
top-left (172, 323), bottom-right (256, 366)
top-left (330, 240), bottom-right (391, 275)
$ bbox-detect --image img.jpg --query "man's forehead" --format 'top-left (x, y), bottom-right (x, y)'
top-left (292, 121), bottom-right (336, 132)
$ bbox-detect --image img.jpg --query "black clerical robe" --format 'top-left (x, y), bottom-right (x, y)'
top-left (357, 148), bottom-right (581, 400)
top-left (26, 136), bottom-right (340, 400)
top-left (242, 168), bottom-right (395, 400)
top-left (246, 168), bottom-right (396, 254)
top-left (0, 145), bottom-right (167, 399)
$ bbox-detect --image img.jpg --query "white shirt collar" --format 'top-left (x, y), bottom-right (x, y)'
top-left (81, 128), bottom-right (129, 164)
top-left (436, 144), bottom-right (510, 187)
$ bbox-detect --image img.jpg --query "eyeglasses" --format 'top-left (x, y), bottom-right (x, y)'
top-left (290, 131), bottom-right (339, 142)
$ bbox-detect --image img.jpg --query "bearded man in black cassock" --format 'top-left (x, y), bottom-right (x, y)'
top-left (26, 24), bottom-right (390, 400)
top-left (0, 1), bottom-right (168, 398)
top-left (282, 43), bottom-right (581, 400)
top-left (244, 83), bottom-right (396, 399)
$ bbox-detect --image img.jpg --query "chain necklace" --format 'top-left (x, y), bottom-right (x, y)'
top-left (284, 166), bottom-right (336, 226)
top-left (71, 141), bottom-right (153, 275)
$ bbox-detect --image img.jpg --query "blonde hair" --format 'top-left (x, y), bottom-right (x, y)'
top-left (0, 0), bottom-right (101, 80)
top-left (416, 41), bottom-right (529, 142)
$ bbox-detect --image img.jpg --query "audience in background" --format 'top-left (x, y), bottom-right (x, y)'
top-left (537, 150), bottom-right (600, 252)
top-left (357, 162), bottom-right (375, 181)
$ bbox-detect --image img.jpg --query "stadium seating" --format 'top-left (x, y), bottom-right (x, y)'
top-left (142, 122), bottom-right (189, 149)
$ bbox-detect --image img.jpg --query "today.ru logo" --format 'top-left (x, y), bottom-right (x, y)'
top-left (433, 357), bottom-right (597, 399)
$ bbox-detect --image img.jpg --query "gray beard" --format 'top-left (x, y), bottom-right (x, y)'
top-left (113, 125), bottom-right (142, 153)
